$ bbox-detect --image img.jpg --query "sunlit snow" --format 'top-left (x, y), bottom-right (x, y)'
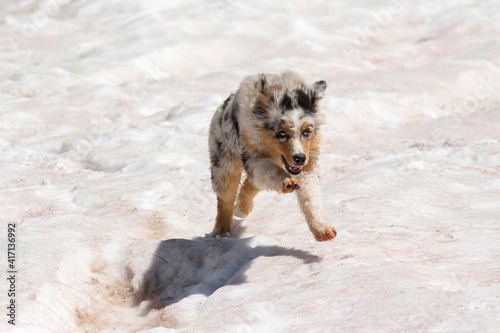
top-left (1, 0), bottom-right (499, 332)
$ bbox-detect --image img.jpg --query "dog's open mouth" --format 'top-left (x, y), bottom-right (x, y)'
top-left (282, 155), bottom-right (302, 175)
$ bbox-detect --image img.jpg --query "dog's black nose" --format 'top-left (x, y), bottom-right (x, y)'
top-left (293, 153), bottom-right (306, 165)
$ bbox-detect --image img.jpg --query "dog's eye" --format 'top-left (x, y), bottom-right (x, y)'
top-left (276, 130), bottom-right (288, 140)
top-left (302, 129), bottom-right (311, 137)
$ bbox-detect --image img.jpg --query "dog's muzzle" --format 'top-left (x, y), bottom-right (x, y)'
top-left (282, 155), bottom-right (303, 176)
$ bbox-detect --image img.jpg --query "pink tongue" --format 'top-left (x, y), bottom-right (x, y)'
top-left (291, 166), bottom-right (301, 172)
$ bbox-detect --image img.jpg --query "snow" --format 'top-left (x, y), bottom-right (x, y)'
top-left (1, 0), bottom-right (500, 332)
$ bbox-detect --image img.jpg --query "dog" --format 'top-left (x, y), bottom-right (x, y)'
top-left (208, 72), bottom-right (336, 242)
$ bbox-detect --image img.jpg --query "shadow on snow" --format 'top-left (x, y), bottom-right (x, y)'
top-left (134, 235), bottom-right (321, 312)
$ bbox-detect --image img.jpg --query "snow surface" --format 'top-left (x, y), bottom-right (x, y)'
top-left (1, 0), bottom-right (500, 332)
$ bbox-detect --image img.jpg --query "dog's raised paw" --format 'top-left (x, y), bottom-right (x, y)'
top-left (282, 177), bottom-right (301, 193)
top-left (315, 227), bottom-right (337, 242)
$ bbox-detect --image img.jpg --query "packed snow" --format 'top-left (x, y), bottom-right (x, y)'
top-left (1, 0), bottom-right (500, 332)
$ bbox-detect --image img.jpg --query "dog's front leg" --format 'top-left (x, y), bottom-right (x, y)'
top-left (296, 171), bottom-right (337, 242)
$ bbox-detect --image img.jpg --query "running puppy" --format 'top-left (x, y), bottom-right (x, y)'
top-left (208, 72), bottom-right (336, 241)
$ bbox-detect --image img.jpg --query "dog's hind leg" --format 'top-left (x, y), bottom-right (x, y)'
top-left (234, 177), bottom-right (259, 218)
top-left (213, 166), bottom-right (242, 236)
top-left (296, 171), bottom-right (337, 242)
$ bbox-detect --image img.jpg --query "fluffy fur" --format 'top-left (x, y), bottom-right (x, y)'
top-left (208, 72), bottom-right (336, 241)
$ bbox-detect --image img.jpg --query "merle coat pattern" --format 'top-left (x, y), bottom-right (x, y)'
top-left (208, 72), bottom-right (337, 242)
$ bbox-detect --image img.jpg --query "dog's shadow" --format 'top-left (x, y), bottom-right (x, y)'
top-left (134, 233), bottom-right (322, 313)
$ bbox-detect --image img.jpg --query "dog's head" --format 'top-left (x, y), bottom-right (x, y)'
top-left (250, 72), bottom-right (327, 176)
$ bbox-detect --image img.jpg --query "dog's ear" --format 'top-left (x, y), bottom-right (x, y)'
top-left (254, 74), bottom-right (271, 119)
top-left (312, 80), bottom-right (327, 99)
top-left (258, 74), bottom-right (268, 93)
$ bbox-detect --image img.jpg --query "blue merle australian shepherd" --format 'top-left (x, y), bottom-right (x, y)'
top-left (208, 72), bottom-right (336, 242)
